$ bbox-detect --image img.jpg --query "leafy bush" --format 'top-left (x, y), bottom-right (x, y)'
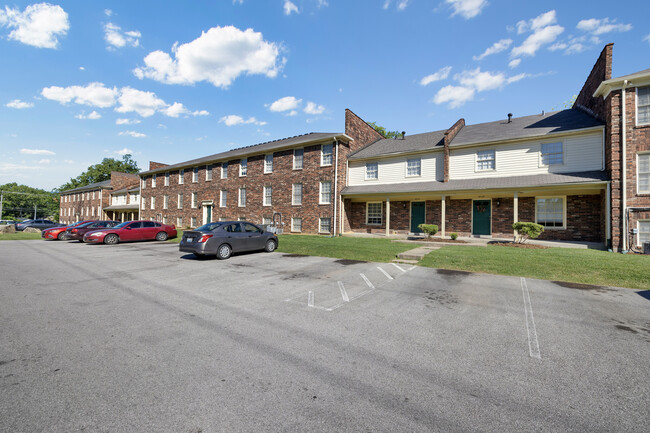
top-left (418, 224), bottom-right (438, 238)
top-left (450, 232), bottom-right (458, 240)
top-left (512, 222), bottom-right (544, 243)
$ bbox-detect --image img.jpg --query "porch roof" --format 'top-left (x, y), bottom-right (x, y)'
top-left (341, 171), bottom-right (609, 195)
top-left (103, 204), bottom-right (140, 211)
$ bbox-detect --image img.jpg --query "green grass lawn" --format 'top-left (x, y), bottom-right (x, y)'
top-left (0, 232), bottom-right (42, 241)
top-left (167, 230), bottom-right (185, 243)
top-left (276, 235), bottom-right (415, 263)
top-left (419, 245), bottom-right (650, 290)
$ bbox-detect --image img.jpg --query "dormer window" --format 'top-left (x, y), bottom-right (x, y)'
top-left (365, 162), bottom-right (378, 180)
top-left (541, 142), bottom-right (563, 166)
top-left (407, 158), bottom-right (421, 176)
top-left (638, 86), bottom-right (650, 125)
top-left (476, 150), bottom-right (495, 171)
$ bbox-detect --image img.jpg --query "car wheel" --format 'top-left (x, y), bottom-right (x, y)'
top-left (155, 231), bottom-right (168, 241)
top-left (264, 239), bottom-right (277, 252)
top-left (57, 232), bottom-right (65, 240)
top-left (104, 234), bottom-right (119, 245)
top-left (217, 244), bottom-right (232, 260)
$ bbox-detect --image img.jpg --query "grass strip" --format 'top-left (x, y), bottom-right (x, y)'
top-left (0, 232), bottom-right (42, 241)
top-left (276, 235), bottom-right (415, 263)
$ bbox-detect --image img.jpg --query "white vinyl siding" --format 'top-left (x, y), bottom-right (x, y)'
top-left (291, 218), bottom-right (302, 232)
top-left (638, 153), bottom-right (650, 193)
top-left (239, 188), bottom-right (246, 207)
top-left (638, 221), bottom-right (650, 246)
top-left (365, 162), bottom-right (378, 180)
top-left (449, 132), bottom-right (603, 179)
top-left (264, 154), bottom-right (273, 173)
top-left (240, 158), bottom-right (247, 176)
top-left (535, 197), bottom-right (565, 229)
top-left (319, 181), bottom-right (331, 204)
top-left (293, 148), bottom-right (303, 169)
top-left (263, 186), bottom-right (272, 206)
top-left (220, 190), bottom-right (227, 208)
top-left (367, 202), bottom-right (382, 225)
top-left (321, 144), bottom-right (333, 166)
top-left (406, 158), bottom-right (421, 177)
top-left (476, 150), bottom-right (495, 171)
top-left (638, 86), bottom-right (650, 125)
top-left (292, 183), bottom-right (302, 205)
top-left (319, 217), bottom-right (331, 233)
top-left (348, 153), bottom-right (441, 185)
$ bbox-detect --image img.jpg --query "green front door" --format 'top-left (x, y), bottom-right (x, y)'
top-left (411, 201), bottom-right (425, 233)
top-left (206, 205), bottom-right (212, 223)
top-left (472, 200), bottom-right (491, 235)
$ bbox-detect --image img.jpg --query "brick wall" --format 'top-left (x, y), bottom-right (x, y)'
top-left (110, 171), bottom-right (140, 192)
top-left (59, 189), bottom-right (106, 224)
top-left (149, 161), bottom-right (169, 171)
top-left (574, 43), bottom-right (612, 122)
top-left (443, 119), bottom-right (465, 182)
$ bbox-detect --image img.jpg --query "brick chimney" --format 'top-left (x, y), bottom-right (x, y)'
top-left (149, 161), bottom-right (169, 171)
top-left (443, 118), bottom-right (465, 182)
top-left (573, 43), bottom-right (613, 122)
top-left (344, 109), bottom-right (384, 153)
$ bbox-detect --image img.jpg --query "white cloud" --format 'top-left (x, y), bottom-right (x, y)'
top-left (445, 0), bottom-right (488, 19)
top-left (104, 9), bottom-right (112, 17)
top-left (317, 0), bottom-right (329, 8)
top-left (508, 58), bottom-right (521, 68)
top-left (116, 87), bottom-right (166, 117)
top-left (161, 102), bottom-right (188, 118)
top-left (41, 82), bottom-right (118, 108)
top-left (287, 110), bottom-right (298, 116)
top-left (516, 10), bottom-right (557, 34)
top-left (284, 1), bottom-right (299, 15)
top-left (420, 66), bottom-right (452, 86)
top-left (63, 159), bottom-right (74, 164)
top-left (133, 25), bottom-right (283, 88)
top-left (79, 66), bottom-right (85, 70)
top-left (20, 148), bottom-right (55, 155)
top-left (118, 131), bottom-right (146, 138)
top-left (433, 86), bottom-right (475, 108)
top-left (0, 162), bottom-right (40, 172)
top-left (397, 1), bottom-right (409, 11)
top-left (645, 34), bottom-right (650, 44)
top-left (511, 24), bottom-right (564, 57)
top-left (116, 118), bottom-right (141, 125)
top-left (75, 111), bottom-right (101, 120)
top-left (115, 147), bottom-right (133, 156)
top-left (506, 73), bottom-right (530, 84)
top-left (383, 0), bottom-right (391, 9)
top-left (219, 115), bottom-right (266, 126)
top-left (0, 3), bottom-right (69, 48)
top-left (456, 68), bottom-right (505, 92)
top-left (268, 96), bottom-right (302, 112)
top-left (304, 101), bottom-right (325, 115)
top-left (473, 39), bottom-right (512, 61)
top-left (6, 99), bottom-right (34, 109)
top-left (38, 158), bottom-right (50, 164)
top-left (192, 110), bottom-right (210, 116)
top-left (104, 22), bottom-right (141, 50)
top-left (577, 18), bottom-right (632, 35)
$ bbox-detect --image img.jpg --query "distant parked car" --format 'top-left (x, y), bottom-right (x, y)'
top-left (15, 219), bottom-right (63, 231)
top-left (179, 221), bottom-right (278, 259)
top-left (64, 220), bottom-right (121, 241)
top-left (42, 220), bottom-right (93, 240)
top-left (83, 220), bottom-right (177, 244)
top-left (0, 219), bottom-right (18, 225)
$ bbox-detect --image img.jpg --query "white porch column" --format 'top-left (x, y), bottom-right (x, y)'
top-left (513, 192), bottom-right (519, 237)
top-left (441, 195), bottom-right (446, 238)
top-left (385, 198), bottom-right (390, 236)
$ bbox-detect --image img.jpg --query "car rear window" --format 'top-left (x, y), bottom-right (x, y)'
top-left (143, 221), bottom-right (156, 228)
top-left (196, 222), bottom-right (224, 232)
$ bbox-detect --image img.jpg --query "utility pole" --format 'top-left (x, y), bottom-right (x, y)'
top-left (34, 205), bottom-right (37, 220)
top-left (0, 193), bottom-right (3, 219)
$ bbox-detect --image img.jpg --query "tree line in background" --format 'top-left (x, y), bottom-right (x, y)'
top-left (1, 155), bottom-right (139, 221)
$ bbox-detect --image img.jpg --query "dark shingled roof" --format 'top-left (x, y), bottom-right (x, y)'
top-left (341, 171), bottom-right (608, 195)
top-left (61, 179), bottom-right (112, 193)
top-left (111, 186), bottom-right (141, 194)
top-left (348, 130), bottom-right (446, 160)
top-left (140, 132), bottom-right (345, 175)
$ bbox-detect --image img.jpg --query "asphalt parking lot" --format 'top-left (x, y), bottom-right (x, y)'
top-left (1, 240), bottom-right (649, 432)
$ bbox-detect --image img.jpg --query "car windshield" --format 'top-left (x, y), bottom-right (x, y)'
top-left (195, 222), bottom-right (225, 232)
top-left (114, 221), bottom-right (131, 229)
top-left (75, 222), bottom-right (94, 228)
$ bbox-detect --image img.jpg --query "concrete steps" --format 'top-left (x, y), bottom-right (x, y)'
top-left (395, 245), bottom-right (439, 261)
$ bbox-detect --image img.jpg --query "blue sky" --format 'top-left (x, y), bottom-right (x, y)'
top-left (1, 0), bottom-right (649, 191)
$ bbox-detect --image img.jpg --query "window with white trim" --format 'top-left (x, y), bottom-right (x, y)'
top-left (638, 86), bottom-right (650, 125)
top-left (263, 186), bottom-right (272, 206)
top-left (319, 181), bottom-right (331, 204)
top-left (476, 150), bottom-right (495, 171)
top-left (238, 217), bottom-right (246, 221)
top-left (206, 165), bottom-right (212, 181)
top-left (240, 158), bottom-right (247, 176)
top-left (365, 162), bottom-right (378, 180)
top-left (406, 158), bottom-right (421, 176)
top-left (221, 163), bottom-right (228, 179)
top-left (163, 216), bottom-right (168, 225)
top-left (141, 197), bottom-right (145, 210)
top-left (152, 174), bottom-right (157, 188)
top-left (263, 217), bottom-right (272, 225)
top-left (638, 153), bottom-right (650, 193)
top-left (264, 154), bottom-right (273, 173)
top-left (191, 192), bottom-right (198, 208)
top-left (319, 217), bottom-right (331, 233)
top-left (191, 217), bottom-right (197, 227)
top-left (321, 143), bottom-right (333, 166)
top-left (536, 197), bottom-right (564, 228)
top-left (165, 172), bottom-right (169, 186)
top-left (179, 169), bottom-right (184, 184)
top-left (293, 148), bottom-right (303, 169)
top-left (177, 217), bottom-right (183, 228)
top-left (163, 195), bottom-right (169, 209)
top-left (142, 178), bottom-right (145, 189)
top-left (291, 218), bottom-right (302, 232)
top-left (638, 221), bottom-right (650, 245)
top-left (192, 167), bottom-right (199, 183)
top-left (366, 202), bottom-right (382, 225)
top-left (239, 187), bottom-right (246, 207)
top-left (541, 142), bottom-right (563, 165)
top-left (92, 191), bottom-right (95, 199)
top-left (292, 183), bottom-right (302, 205)
top-left (177, 193), bottom-right (183, 209)
top-left (151, 197), bottom-right (155, 209)
top-left (220, 190), bottom-right (227, 208)
top-left (219, 217), bottom-right (227, 222)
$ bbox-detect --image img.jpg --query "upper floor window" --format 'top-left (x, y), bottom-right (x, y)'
top-left (293, 148), bottom-right (303, 169)
top-left (541, 142), bottom-right (563, 166)
top-left (222, 162), bottom-right (228, 179)
top-left (292, 183), bottom-right (302, 205)
top-left (321, 143), bottom-right (333, 166)
top-left (150, 197), bottom-right (155, 209)
top-left (407, 158), bottom-right (421, 176)
top-left (638, 86), bottom-right (650, 125)
top-left (240, 158), bottom-right (247, 176)
top-left (192, 167), bottom-right (199, 183)
top-left (163, 195), bottom-right (169, 209)
top-left (142, 178), bottom-right (145, 189)
top-left (263, 186), bottom-right (272, 206)
top-left (206, 165), bottom-right (213, 181)
top-left (319, 181), bottom-right (332, 204)
top-left (179, 169), bottom-right (184, 184)
top-left (152, 174), bottom-right (157, 188)
top-left (92, 191), bottom-right (95, 199)
top-left (365, 162), bottom-right (378, 180)
top-left (476, 150), bottom-right (495, 171)
top-left (177, 193), bottom-right (183, 209)
top-left (220, 190), bottom-right (227, 207)
top-left (264, 154), bottom-right (273, 173)
top-left (191, 192), bottom-right (198, 208)
top-left (239, 188), bottom-right (246, 207)
top-left (536, 197), bottom-right (565, 229)
top-left (165, 172), bottom-right (169, 186)
top-left (638, 153), bottom-right (650, 193)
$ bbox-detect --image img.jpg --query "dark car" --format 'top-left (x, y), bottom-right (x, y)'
top-left (42, 220), bottom-right (93, 240)
top-left (16, 219), bottom-right (63, 231)
top-left (63, 220), bottom-right (121, 241)
top-left (83, 220), bottom-right (177, 244)
top-left (179, 221), bottom-right (278, 259)
top-left (0, 220), bottom-right (18, 225)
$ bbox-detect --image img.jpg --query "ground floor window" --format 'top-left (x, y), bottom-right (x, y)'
top-left (319, 217), bottom-right (331, 233)
top-left (535, 197), bottom-right (565, 229)
top-left (366, 202), bottom-right (382, 225)
top-left (219, 217), bottom-right (227, 222)
top-left (292, 218), bottom-right (302, 232)
top-left (263, 217), bottom-right (272, 225)
top-left (639, 221), bottom-right (650, 245)
top-left (191, 217), bottom-right (197, 227)
top-left (177, 217), bottom-right (183, 227)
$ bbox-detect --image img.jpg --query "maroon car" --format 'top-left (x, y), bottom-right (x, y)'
top-left (83, 220), bottom-right (177, 244)
top-left (63, 220), bottom-right (121, 241)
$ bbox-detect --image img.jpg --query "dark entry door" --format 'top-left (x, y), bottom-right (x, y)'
top-left (205, 205), bottom-right (212, 224)
top-left (472, 200), bottom-right (491, 235)
top-left (410, 202), bottom-right (425, 233)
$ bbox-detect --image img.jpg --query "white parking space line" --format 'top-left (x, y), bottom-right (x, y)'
top-left (360, 273), bottom-right (375, 289)
top-left (338, 281), bottom-right (350, 302)
top-left (308, 291), bottom-right (314, 308)
top-left (377, 266), bottom-right (394, 280)
top-left (407, 266), bottom-right (416, 272)
top-left (391, 263), bottom-right (406, 273)
top-left (521, 278), bottom-right (541, 360)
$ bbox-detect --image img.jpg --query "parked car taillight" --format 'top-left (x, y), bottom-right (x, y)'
top-left (198, 235), bottom-right (213, 243)
top-left (71, 229), bottom-right (77, 233)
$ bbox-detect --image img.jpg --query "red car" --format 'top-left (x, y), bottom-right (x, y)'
top-left (63, 220), bottom-right (121, 241)
top-left (42, 221), bottom-right (93, 240)
top-left (83, 220), bottom-right (177, 245)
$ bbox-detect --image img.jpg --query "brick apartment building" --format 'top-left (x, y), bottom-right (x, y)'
top-left (59, 171), bottom-right (140, 224)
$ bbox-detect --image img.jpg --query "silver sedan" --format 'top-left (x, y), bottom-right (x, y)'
top-left (179, 221), bottom-right (279, 259)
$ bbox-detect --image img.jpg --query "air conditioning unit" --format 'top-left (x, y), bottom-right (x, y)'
top-left (643, 241), bottom-right (650, 255)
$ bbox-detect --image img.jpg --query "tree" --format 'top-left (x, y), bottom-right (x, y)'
top-left (367, 122), bottom-right (401, 139)
top-left (57, 154), bottom-right (139, 192)
top-left (0, 183), bottom-right (60, 220)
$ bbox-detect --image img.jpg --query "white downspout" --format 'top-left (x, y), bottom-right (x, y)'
top-left (622, 80), bottom-right (628, 251)
top-left (333, 139), bottom-right (339, 237)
